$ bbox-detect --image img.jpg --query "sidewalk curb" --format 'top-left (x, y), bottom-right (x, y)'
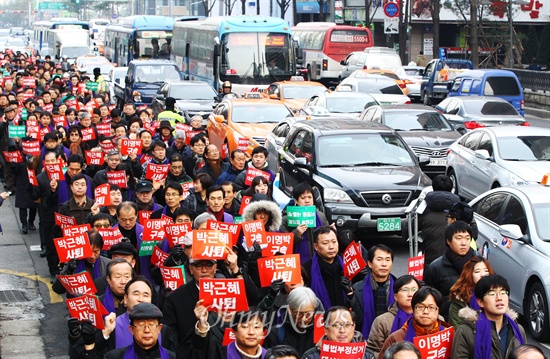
top-left (525, 106), bottom-right (550, 120)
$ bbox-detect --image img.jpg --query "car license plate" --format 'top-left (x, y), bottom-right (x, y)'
top-left (377, 218), bottom-right (401, 232)
top-left (428, 158), bottom-right (447, 166)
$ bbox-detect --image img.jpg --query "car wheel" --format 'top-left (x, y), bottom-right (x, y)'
top-left (492, 182), bottom-right (501, 189)
top-left (422, 92), bottom-right (431, 106)
top-left (526, 281), bottom-right (550, 342)
top-left (448, 169), bottom-right (460, 197)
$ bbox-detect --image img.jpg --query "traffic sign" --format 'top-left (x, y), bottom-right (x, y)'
top-left (383, 2), bottom-right (400, 17)
top-left (38, 2), bottom-right (66, 10)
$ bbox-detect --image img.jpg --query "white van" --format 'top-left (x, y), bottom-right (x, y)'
top-left (339, 47), bottom-right (402, 81)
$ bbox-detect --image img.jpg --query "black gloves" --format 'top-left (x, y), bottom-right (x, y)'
top-left (341, 276), bottom-right (354, 297)
top-left (248, 242), bottom-right (263, 262)
top-left (171, 245), bottom-right (185, 264)
top-left (81, 321), bottom-right (96, 346)
top-left (61, 259), bottom-right (78, 275)
top-left (269, 278), bottom-right (285, 298)
top-left (67, 318), bottom-right (81, 338)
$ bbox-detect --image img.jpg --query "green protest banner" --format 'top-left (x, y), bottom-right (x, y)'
top-left (9, 125), bottom-right (26, 138)
top-left (287, 205), bottom-right (317, 227)
top-left (86, 81), bottom-right (99, 91)
top-left (21, 108), bottom-right (28, 120)
top-left (234, 216), bottom-right (244, 224)
top-left (139, 240), bottom-right (160, 256)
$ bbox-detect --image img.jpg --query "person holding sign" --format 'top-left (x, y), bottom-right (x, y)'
top-left (379, 287), bottom-right (452, 358)
top-left (197, 144), bottom-right (229, 183)
top-left (151, 183), bottom-right (185, 221)
top-left (53, 174), bottom-right (95, 234)
top-left (234, 146), bottom-right (275, 191)
top-left (100, 258), bottom-right (135, 317)
top-left (166, 154), bottom-right (192, 186)
top-left (141, 140), bottom-right (169, 181)
top-left (54, 154), bottom-right (94, 206)
top-left (451, 275), bottom-right (526, 359)
top-left (0, 104), bottom-right (20, 193)
top-left (302, 306), bottom-right (376, 359)
top-left (366, 275), bottom-right (421, 357)
top-left (93, 150), bottom-right (123, 188)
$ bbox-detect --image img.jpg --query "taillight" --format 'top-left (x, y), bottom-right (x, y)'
top-left (363, 65), bottom-right (368, 69)
top-left (399, 83), bottom-right (406, 88)
top-left (519, 121), bottom-right (530, 126)
top-left (322, 59), bottom-right (328, 70)
top-left (446, 149), bottom-right (451, 156)
top-left (464, 121), bottom-right (486, 129)
top-left (405, 100), bottom-right (412, 104)
top-left (521, 99), bottom-right (524, 109)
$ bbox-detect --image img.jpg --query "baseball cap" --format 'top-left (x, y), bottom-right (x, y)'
top-left (136, 180), bottom-right (153, 193)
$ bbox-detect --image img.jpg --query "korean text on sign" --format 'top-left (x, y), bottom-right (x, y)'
top-left (262, 232), bottom-right (294, 257)
top-left (66, 294), bottom-right (108, 330)
top-left (199, 278), bottom-right (248, 312)
top-left (54, 233), bottom-right (92, 262)
top-left (57, 272), bottom-right (97, 296)
top-left (242, 219), bottom-right (266, 247)
top-left (206, 220), bottom-right (241, 246)
top-left (192, 230), bottom-right (231, 260)
top-left (257, 254), bottom-right (301, 287)
top-left (413, 326), bottom-right (454, 359)
top-left (408, 254), bottom-right (425, 281)
top-left (286, 206), bottom-right (317, 227)
top-left (319, 340), bottom-right (366, 359)
top-left (160, 265), bottom-right (187, 290)
top-left (165, 222), bottom-right (192, 247)
top-left (343, 241), bottom-right (367, 280)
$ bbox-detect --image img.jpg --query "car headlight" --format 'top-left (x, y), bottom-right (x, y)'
top-left (324, 188), bottom-right (354, 204)
top-left (132, 91), bottom-right (142, 102)
top-left (508, 172), bottom-right (527, 186)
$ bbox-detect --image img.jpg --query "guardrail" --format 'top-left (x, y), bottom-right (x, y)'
top-left (507, 68), bottom-right (550, 93)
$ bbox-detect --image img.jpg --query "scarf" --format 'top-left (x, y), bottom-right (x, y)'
top-left (75, 258), bottom-right (101, 279)
top-left (403, 317), bottom-right (444, 343)
top-left (69, 140), bottom-right (82, 156)
top-left (209, 159), bottom-right (222, 179)
top-left (474, 311), bottom-right (524, 359)
top-left (115, 313), bottom-right (132, 348)
top-left (294, 211), bottom-right (323, 263)
top-left (391, 306), bottom-right (413, 333)
top-left (468, 290), bottom-right (480, 311)
top-left (361, 274), bottom-right (394, 339)
top-left (122, 341), bottom-right (170, 359)
top-left (209, 208), bottom-right (225, 222)
top-left (310, 252), bottom-right (344, 310)
top-left (102, 288), bottom-right (116, 314)
top-left (444, 247), bottom-right (475, 274)
top-left (226, 342), bottom-right (266, 359)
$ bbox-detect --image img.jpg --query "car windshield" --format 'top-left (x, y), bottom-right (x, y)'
top-left (384, 111), bottom-right (454, 131)
top-left (283, 85), bottom-right (324, 99)
top-left (135, 65), bottom-right (181, 83)
top-left (232, 104), bottom-right (291, 123)
top-left (170, 85), bottom-right (216, 100)
top-left (326, 97), bottom-right (377, 113)
top-left (497, 136), bottom-right (550, 161)
top-left (463, 101), bottom-right (519, 116)
top-left (317, 133), bottom-right (415, 166)
top-left (62, 46), bottom-right (90, 59)
top-left (357, 81), bottom-right (403, 95)
top-left (532, 203), bottom-right (550, 241)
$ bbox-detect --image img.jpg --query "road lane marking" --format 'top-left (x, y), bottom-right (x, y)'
top-left (0, 269), bottom-right (63, 304)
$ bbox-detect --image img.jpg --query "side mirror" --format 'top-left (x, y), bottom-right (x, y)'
top-left (418, 69), bottom-right (424, 76)
top-left (449, 108), bottom-right (459, 115)
top-left (213, 114), bottom-right (225, 123)
top-left (499, 224), bottom-right (524, 241)
top-left (125, 75), bottom-right (131, 84)
top-left (294, 157), bottom-right (310, 168)
top-left (213, 44), bottom-right (219, 57)
top-left (274, 137), bottom-right (284, 146)
top-left (474, 149), bottom-right (491, 160)
top-left (340, 59), bottom-right (346, 65)
top-left (454, 124), bottom-right (466, 134)
top-left (156, 94), bottom-right (165, 101)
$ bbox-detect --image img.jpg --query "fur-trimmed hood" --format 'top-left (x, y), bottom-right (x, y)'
top-left (458, 306), bottom-right (519, 328)
top-left (242, 200), bottom-right (282, 232)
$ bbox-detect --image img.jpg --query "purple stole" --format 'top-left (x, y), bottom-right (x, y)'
top-left (122, 342), bottom-right (170, 359)
top-left (294, 211), bottom-right (323, 263)
top-left (134, 224), bottom-right (152, 281)
top-left (361, 274), bottom-right (395, 339)
top-left (223, 212), bottom-right (234, 223)
top-left (310, 252), bottom-right (345, 310)
top-left (390, 306), bottom-right (412, 333)
top-left (102, 288), bottom-right (116, 314)
top-left (468, 291), bottom-right (481, 311)
top-left (226, 342), bottom-right (266, 359)
top-left (57, 175), bottom-right (94, 205)
top-left (474, 311), bottom-right (524, 359)
top-left (404, 318), bottom-right (444, 343)
top-left (75, 258), bottom-right (101, 279)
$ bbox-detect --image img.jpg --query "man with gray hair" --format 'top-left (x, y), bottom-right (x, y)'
top-left (166, 130), bottom-right (187, 158)
top-left (383, 342), bottom-right (421, 359)
top-left (264, 286), bottom-right (323, 357)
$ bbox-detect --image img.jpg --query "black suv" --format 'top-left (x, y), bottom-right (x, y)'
top-left (278, 118), bottom-right (431, 232)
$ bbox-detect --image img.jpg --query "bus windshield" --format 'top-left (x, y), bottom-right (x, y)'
top-left (220, 32), bottom-right (295, 85)
top-left (135, 31), bottom-right (172, 59)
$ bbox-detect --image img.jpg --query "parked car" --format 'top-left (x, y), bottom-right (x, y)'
top-left (393, 66), bottom-right (425, 102)
top-left (105, 66), bottom-right (128, 105)
top-left (446, 126), bottom-right (550, 201)
top-left (264, 78), bottom-right (327, 113)
top-left (278, 118), bottom-right (431, 232)
top-left (436, 96), bottom-right (528, 130)
top-left (339, 76), bottom-right (411, 105)
top-left (472, 184), bottom-right (550, 342)
top-left (300, 89), bottom-right (379, 118)
top-left (345, 69), bottom-right (409, 95)
top-left (357, 104), bottom-right (462, 177)
top-left (151, 80), bottom-right (217, 124)
top-left (339, 47), bottom-right (402, 80)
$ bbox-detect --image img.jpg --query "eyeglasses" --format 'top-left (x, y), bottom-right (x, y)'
top-left (485, 290), bottom-right (509, 298)
top-left (414, 304), bottom-right (439, 313)
top-left (399, 287), bottom-right (419, 294)
top-left (191, 261), bottom-right (215, 269)
top-left (132, 320), bottom-right (159, 330)
top-left (293, 310), bottom-right (315, 318)
top-left (327, 322), bottom-right (354, 330)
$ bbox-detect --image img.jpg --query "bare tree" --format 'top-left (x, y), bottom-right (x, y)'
top-left (275, 0), bottom-right (292, 18)
top-left (428, 0), bottom-right (441, 61)
top-left (200, 0), bottom-right (218, 16)
top-left (221, 0), bottom-right (239, 14)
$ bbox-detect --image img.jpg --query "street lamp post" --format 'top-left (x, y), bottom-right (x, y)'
top-left (509, 0), bottom-right (513, 68)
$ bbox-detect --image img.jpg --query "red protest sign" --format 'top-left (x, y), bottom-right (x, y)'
top-left (408, 254), bottom-right (425, 281)
top-left (185, 130), bottom-right (203, 145)
top-left (343, 241), bottom-right (367, 280)
top-left (39, 126), bottom-right (50, 141)
top-left (413, 326), bottom-right (454, 359)
top-left (45, 162), bottom-right (64, 181)
top-left (238, 196), bottom-right (252, 215)
top-left (139, 155), bottom-right (153, 165)
top-left (106, 171), bottom-right (127, 188)
top-left (22, 76), bottom-right (36, 88)
top-left (55, 212), bottom-right (77, 228)
top-left (63, 224), bottom-right (91, 238)
top-left (81, 127), bottom-right (96, 142)
top-left (43, 103), bottom-right (53, 113)
top-left (257, 254), bottom-right (301, 287)
top-left (57, 272), bottom-right (97, 296)
top-left (95, 123), bottom-right (111, 137)
top-left (244, 168), bottom-right (271, 186)
top-left (160, 265), bottom-right (187, 290)
top-left (242, 220), bottom-right (266, 248)
top-left (26, 119), bottom-right (39, 139)
top-left (175, 123), bottom-right (192, 132)
top-left (99, 141), bottom-right (116, 154)
top-left (181, 181), bottom-right (194, 200)
top-left (142, 219), bottom-right (166, 242)
top-left (121, 139), bottom-right (142, 156)
top-left (138, 210), bottom-right (152, 224)
top-left (145, 163), bottom-right (170, 181)
top-left (320, 341), bottom-right (366, 359)
top-left (222, 328), bottom-right (236, 346)
top-left (192, 230), bottom-right (231, 260)
top-left (53, 115), bottom-right (67, 128)
top-left (262, 232), bottom-right (294, 257)
top-left (237, 138), bottom-right (249, 152)
top-left (66, 97), bottom-right (77, 107)
top-left (21, 140), bottom-right (41, 156)
top-left (3, 151), bottom-right (22, 163)
top-left (314, 314), bottom-right (325, 344)
top-left (66, 294), bottom-right (108, 330)
top-left (151, 246), bottom-right (169, 268)
top-left (161, 214), bottom-right (173, 225)
top-left (98, 228), bottom-right (123, 251)
top-left (85, 151), bottom-right (104, 166)
top-left (94, 184), bottom-right (111, 206)
top-left (165, 222), bottom-right (192, 247)
top-left (205, 220), bottom-right (241, 247)
top-left (199, 278), bottom-right (248, 312)
top-left (54, 232), bottom-right (92, 262)
top-left (27, 169), bottom-right (38, 187)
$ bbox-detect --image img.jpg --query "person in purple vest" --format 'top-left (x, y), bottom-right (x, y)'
top-left (205, 185), bottom-right (234, 223)
top-left (151, 182), bottom-right (184, 221)
top-left (53, 154), bottom-right (94, 206)
top-left (348, 244), bottom-right (396, 340)
top-left (101, 258), bottom-right (134, 317)
top-left (134, 180), bottom-right (164, 213)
